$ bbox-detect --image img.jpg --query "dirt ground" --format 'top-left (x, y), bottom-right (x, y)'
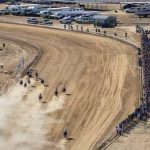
top-left (0, 34), bottom-right (38, 94)
top-left (0, 14), bottom-right (145, 48)
top-left (0, 22), bottom-right (139, 150)
top-left (107, 120), bottom-right (150, 150)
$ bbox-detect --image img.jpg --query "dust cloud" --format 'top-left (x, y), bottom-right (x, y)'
top-left (0, 78), bottom-right (66, 150)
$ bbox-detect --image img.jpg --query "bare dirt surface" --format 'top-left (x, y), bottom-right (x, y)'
top-left (0, 15), bottom-right (142, 49)
top-left (0, 3), bottom-right (6, 9)
top-left (0, 22), bottom-right (139, 150)
top-left (107, 120), bottom-right (150, 150)
top-left (0, 33), bottom-right (38, 94)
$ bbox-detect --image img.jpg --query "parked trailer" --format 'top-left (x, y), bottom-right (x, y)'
top-left (6, 4), bottom-right (38, 15)
top-left (135, 10), bottom-right (150, 17)
top-left (93, 15), bottom-right (117, 28)
top-left (53, 7), bottom-right (84, 19)
top-left (40, 7), bottom-right (70, 18)
top-left (26, 5), bottom-right (50, 16)
top-left (135, 5), bottom-right (150, 17)
top-left (76, 15), bottom-right (94, 24)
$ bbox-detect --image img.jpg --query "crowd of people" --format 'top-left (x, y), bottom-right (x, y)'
top-left (141, 29), bottom-right (150, 111)
top-left (116, 28), bottom-right (150, 135)
top-left (116, 101), bottom-right (149, 135)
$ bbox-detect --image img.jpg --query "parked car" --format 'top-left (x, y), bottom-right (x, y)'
top-left (125, 7), bottom-right (140, 13)
top-left (41, 19), bottom-right (53, 25)
top-left (0, 10), bottom-right (5, 15)
top-left (55, 14), bottom-right (65, 20)
top-left (59, 16), bottom-right (73, 24)
top-left (76, 16), bottom-right (94, 24)
top-left (60, 19), bottom-right (72, 24)
top-left (27, 17), bottom-right (38, 24)
top-left (123, 4), bottom-right (138, 10)
top-left (60, 16), bottom-right (74, 21)
top-left (74, 16), bottom-right (82, 21)
top-left (0, 9), bottom-right (10, 15)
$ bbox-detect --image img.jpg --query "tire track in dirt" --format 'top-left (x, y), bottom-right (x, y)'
top-left (0, 23), bottom-right (139, 150)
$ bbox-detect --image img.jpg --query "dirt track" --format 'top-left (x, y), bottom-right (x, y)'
top-left (0, 23), bottom-right (139, 150)
top-left (0, 34), bottom-right (38, 94)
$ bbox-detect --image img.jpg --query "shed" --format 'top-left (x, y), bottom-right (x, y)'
top-left (93, 15), bottom-right (117, 27)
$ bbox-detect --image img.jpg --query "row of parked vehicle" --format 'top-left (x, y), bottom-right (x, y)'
top-left (0, 4), bottom-right (117, 27)
top-left (26, 15), bottom-right (94, 25)
top-left (58, 14), bottom-right (96, 24)
top-left (27, 17), bottom-right (53, 25)
top-left (124, 4), bottom-right (150, 17)
top-left (0, 9), bottom-right (10, 15)
top-left (27, 14), bottom-right (117, 28)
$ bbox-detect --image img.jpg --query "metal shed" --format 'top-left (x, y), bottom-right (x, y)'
top-left (93, 15), bottom-right (117, 28)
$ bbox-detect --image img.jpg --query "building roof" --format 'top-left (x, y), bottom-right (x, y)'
top-left (93, 15), bottom-right (109, 20)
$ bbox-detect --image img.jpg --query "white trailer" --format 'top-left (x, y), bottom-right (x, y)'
top-left (6, 4), bottom-right (38, 15)
top-left (26, 5), bottom-right (50, 16)
top-left (40, 7), bottom-right (70, 18)
top-left (135, 5), bottom-right (150, 17)
top-left (53, 7), bottom-right (84, 19)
